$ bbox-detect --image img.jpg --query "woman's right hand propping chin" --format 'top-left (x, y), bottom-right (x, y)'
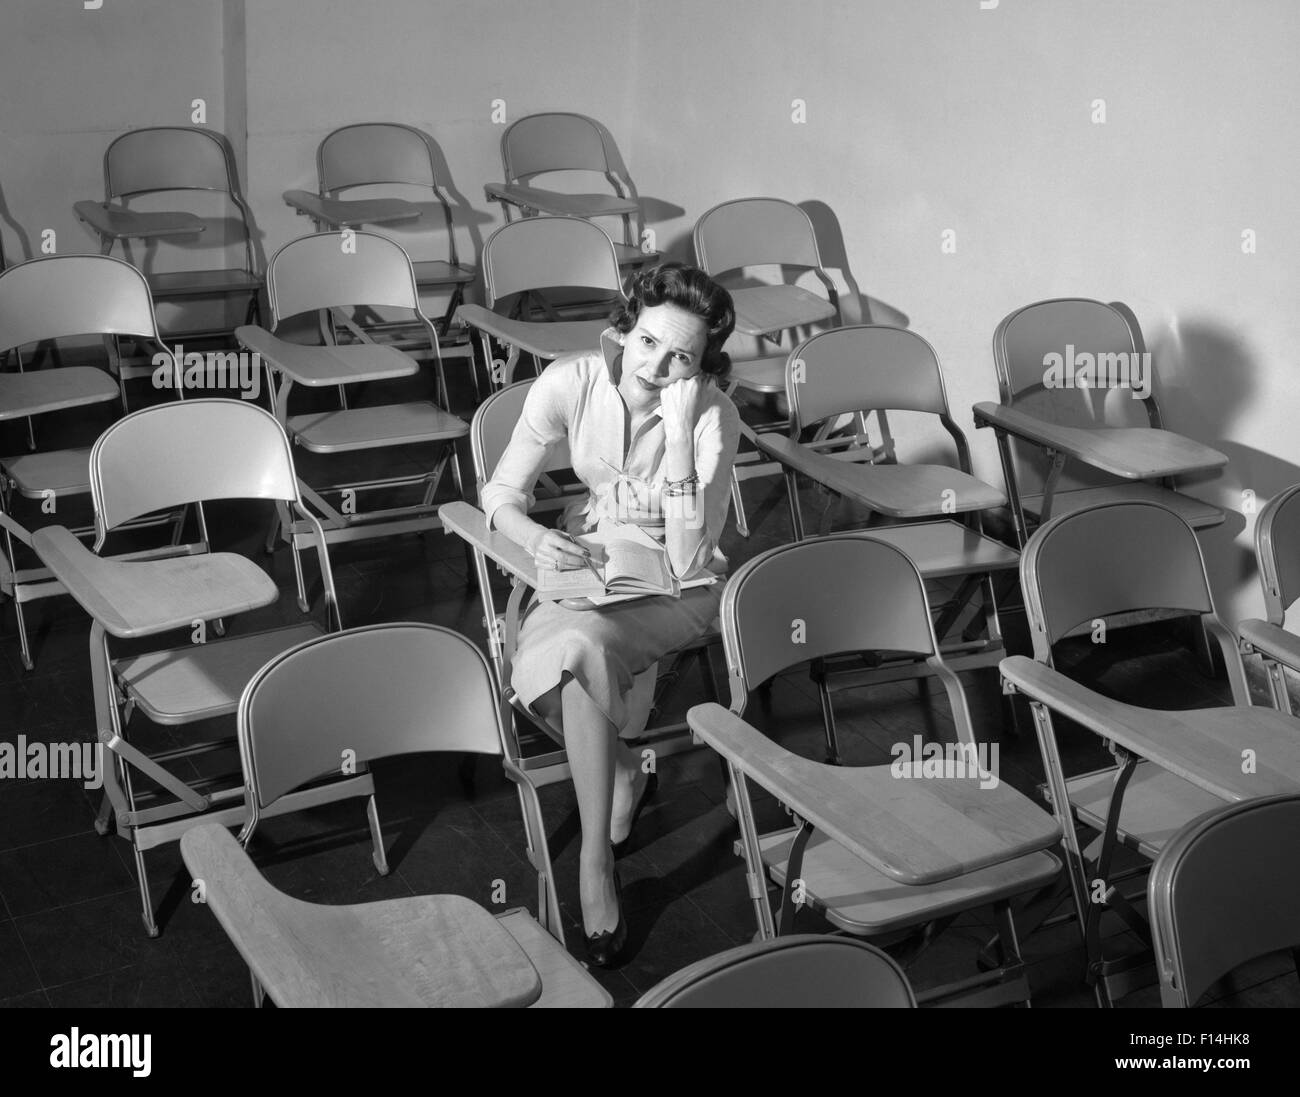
top-left (529, 527), bottom-right (593, 571)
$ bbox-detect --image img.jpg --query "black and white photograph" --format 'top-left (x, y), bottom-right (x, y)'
top-left (0, 0), bottom-right (1292, 1060)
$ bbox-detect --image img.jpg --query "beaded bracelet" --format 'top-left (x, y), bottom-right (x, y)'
top-left (662, 473), bottom-right (700, 498)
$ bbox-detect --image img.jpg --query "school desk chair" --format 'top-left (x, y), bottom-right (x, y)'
top-left (283, 122), bottom-right (476, 346)
top-left (0, 254), bottom-right (186, 670)
top-left (484, 112), bottom-right (657, 269)
top-left (753, 325), bottom-right (1019, 755)
top-left (693, 198), bottom-right (842, 536)
top-left (1238, 483), bottom-right (1300, 713)
top-left (687, 535), bottom-right (1063, 1007)
top-left (30, 399), bottom-right (341, 937)
top-left (633, 934), bottom-right (916, 1008)
top-left (1000, 500), bottom-right (1300, 1006)
top-left (206, 621), bottom-right (609, 1007)
top-left (454, 216), bottom-right (624, 392)
top-left (236, 231), bottom-right (469, 608)
top-left (974, 298), bottom-right (1227, 549)
top-left (1148, 793), bottom-right (1300, 1008)
top-left (73, 127), bottom-right (262, 364)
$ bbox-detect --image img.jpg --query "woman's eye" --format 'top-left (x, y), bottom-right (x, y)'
top-left (640, 335), bottom-right (654, 346)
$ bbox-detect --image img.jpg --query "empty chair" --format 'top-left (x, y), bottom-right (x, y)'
top-left (30, 399), bottom-right (340, 936)
top-left (484, 112), bottom-right (656, 267)
top-left (976, 298), bottom-right (1226, 548)
top-left (633, 935), bottom-right (916, 1008)
top-left (687, 535), bottom-right (1062, 1007)
top-left (455, 216), bottom-right (624, 390)
top-left (0, 254), bottom-right (178, 669)
top-left (236, 231), bottom-right (468, 607)
top-left (283, 122), bottom-right (475, 336)
top-left (1001, 500), bottom-right (1298, 1006)
top-left (693, 198), bottom-right (841, 535)
top-left (74, 127), bottom-right (262, 353)
top-left (754, 326), bottom-right (1018, 726)
top-left (1148, 794), bottom-right (1300, 1007)
top-left (1238, 483), bottom-right (1300, 713)
top-left (213, 622), bottom-right (607, 1006)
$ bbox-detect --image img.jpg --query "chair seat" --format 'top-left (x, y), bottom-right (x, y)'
top-left (289, 402), bottom-right (467, 452)
top-left (730, 285), bottom-right (837, 337)
top-left (760, 434), bottom-right (1006, 517)
top-left (1021, 483), bottom-right (1224, 530)
top-left (115, 622), bottom-right (324, 725)
top-left (485, 183), bottom-right (639, 218)
top-left (0, 368), bottom-right (120, 420)
top-left (759, 827), bottom-right (1061, 935)
top-left (851, 521), bottom-right (1019, 579)
top-left (146, 269), bottom-right (262, 297)
top-left (412, 260), bottom-right (476, 287)
top-left (728, 356), bottom-right (789, 394)
top-left (1065, 761), bottom-right (1227, 859)
top-left (455, 306), bottom-right (607, 359)
top-left (0, 447), bottom-right (91, 497)
top-left (496, 909), bottom-right (613, 1008)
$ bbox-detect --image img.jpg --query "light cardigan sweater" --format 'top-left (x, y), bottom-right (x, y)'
top-left (481, 329), bottom-right (741, 581)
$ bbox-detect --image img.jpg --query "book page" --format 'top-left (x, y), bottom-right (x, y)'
top-left (604, 539), bottom-right (671, 590)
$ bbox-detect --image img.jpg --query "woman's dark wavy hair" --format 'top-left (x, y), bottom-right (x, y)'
top-left (610, 263), bottom-right (735, 382)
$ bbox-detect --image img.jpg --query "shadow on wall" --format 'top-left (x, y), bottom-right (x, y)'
top-left (800, 199), bottom-right (908, 328)
top-left (0, 180), bottom-right (34, 264)
top-left (1149, 317), bottom-right (1300, 617)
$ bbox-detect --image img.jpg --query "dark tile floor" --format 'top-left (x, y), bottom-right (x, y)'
top-left (2, 365), bottom-right (1298, 1009)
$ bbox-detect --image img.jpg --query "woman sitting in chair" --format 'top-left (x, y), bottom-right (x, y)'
top-left (482, 263), bottom-right (739, 966)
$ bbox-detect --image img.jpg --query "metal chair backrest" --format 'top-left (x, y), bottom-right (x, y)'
top-left (471, 379), bottom-right (572, 489)
top-left (1149, 793), bottom-right (1300, 1007)
top-left (104, 126), bottom-right (241, 198)
top-left (238, 623), bottom-right (505, 811)
top-left (500, 112), bottom-right (620, 181)
top-left (90, 399), bottom-right (298, 535)
top-left (319, 122), bottom-right (437, 193)
top-left (633, 934), bottom-right (916, 1008)
top-left (0, 255), bottom-right (163, 353)
top-left (1020, 502), bottom-right (1213, 659)
top-left (265, 231), bottom-right (423, 322)
top-left (1254, 484), bottom-right (1300, 626)
top-left (721, 535), bottom-right (937, 704)
top-left (694, 197), bottom-right (824, 276)
top-left (481, 216), bottom-right (623, 306)
top-left (786, 325), bottom-right (950, 431)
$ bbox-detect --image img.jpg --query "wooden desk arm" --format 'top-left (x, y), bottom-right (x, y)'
top-left (437, 501), bottom-right (540, 588)
top-left (1239, 619), bottom-right (1300, 676)
top-left (73, 201), bottom-right (204, 240)
top-left (999, 655), bottom-right (1147, 743)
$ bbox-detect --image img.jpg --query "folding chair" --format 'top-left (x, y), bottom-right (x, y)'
top-left (1000, 500), bottom-right (1291, 1006)
top-left (693, 198), bottom-right (841, 536)
top-left (633, 934), bottom-right (916, 1008)
top-left (236, 231), bottom-right (468, 610)
top-left (30, 399), bottom-right (340, 937)
top-left (754, 326), bottom-right (1018, 742)
top-left (455, 216), bottom-right (623, 391)
top-left (1238, 483), bottom-right (1300, 713)
top-left (0, 254), bottom-right (182, 670)
top-left (484, 112), bottom-right (656, 268)
top-left (283, 123), bottom-right (475, 341)
top-left (216, 622), bottom-right (608, 1005)
top-left (73, 127), bottom-right (262, 365)
top-left (687, 535), bottom-right (1062, 1007)
top-left (442, 380), bottom-right (719, 787)
top-left (976, 298), bottom-right (1227, 548)
top-left (1148, 794), bottom-right (1300, 1008)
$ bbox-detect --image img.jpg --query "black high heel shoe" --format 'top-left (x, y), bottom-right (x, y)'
top-left (583, 868), bottom-right (628, 968)
top-left (612, 771), bottom-right (658, 858)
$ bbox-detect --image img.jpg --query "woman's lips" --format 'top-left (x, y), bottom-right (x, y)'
top-left (636, 376), bottom-right (660, 392)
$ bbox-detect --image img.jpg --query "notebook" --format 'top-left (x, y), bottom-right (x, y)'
top-left (534, 523), bottom-right (717, 606)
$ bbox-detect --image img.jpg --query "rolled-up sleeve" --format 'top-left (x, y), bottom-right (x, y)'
top-left (480, 362), bottom-right (575, 531)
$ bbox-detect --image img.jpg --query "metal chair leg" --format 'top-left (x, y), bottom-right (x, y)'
top-left (366, 793), bottom-right (389, 876)
top-left (132, 845), bottom-right (159, 938)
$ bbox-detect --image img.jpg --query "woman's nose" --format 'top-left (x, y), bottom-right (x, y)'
top-left (650, 354), bottom-right (672, 377)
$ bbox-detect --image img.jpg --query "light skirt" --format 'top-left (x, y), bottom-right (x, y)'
top-left (510, 585), bottom-right (722, 732)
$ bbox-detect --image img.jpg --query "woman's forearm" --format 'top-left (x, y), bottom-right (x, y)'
top-left (492, 503), bottom-right (546, 554)
top-left (662, 433), bottom-right (708, 576)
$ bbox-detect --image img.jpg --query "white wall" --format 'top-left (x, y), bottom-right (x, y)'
top-left (6, 0), bottom-right (1300, 621)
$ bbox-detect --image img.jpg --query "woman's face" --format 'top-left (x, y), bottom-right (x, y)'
top-left (616, 302), bottom-right (709, 414)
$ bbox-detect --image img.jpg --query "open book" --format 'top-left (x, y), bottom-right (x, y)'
top-left (534, 523), bottom-right (717, 606)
